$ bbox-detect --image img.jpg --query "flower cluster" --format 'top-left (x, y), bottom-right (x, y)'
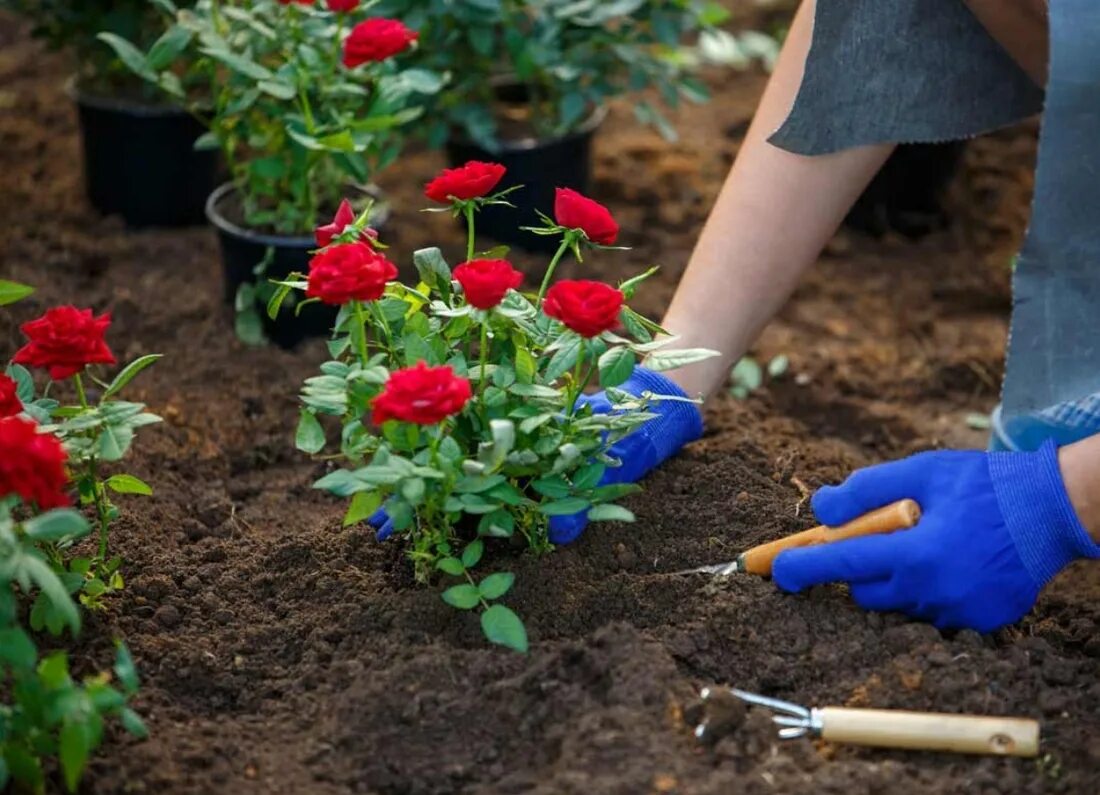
top-left (283, 162), bottom-right (714, 651)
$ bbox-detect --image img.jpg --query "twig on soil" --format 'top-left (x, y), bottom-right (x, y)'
top-left (790, 476), bottom-right (811, 517)
top-left (228, 503), bottom-right (256, 534)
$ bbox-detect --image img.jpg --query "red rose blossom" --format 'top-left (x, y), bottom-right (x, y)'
top-left (343, 18), bottom-right (418, 67)
top-left (371, 362), bottom-right (472, 425)
top-left (13, 306), bottom-right (116, 380)
top-left (326, 0), bottom-right (359, 10)
top-left (0, 416), bottom-right (69, 509)
top-left (424, 161), bottom-right (506, 204)
top-left (0, 374), bottom-right (22, 418)
top-left (542, 280), bottom-right (624, 338)
top-left (553, 187), bottom-right (619, 246)
top-left (307, 242), bottom-right (398, 305)
top-left (453, 259), bottom-right (522, 310)
top-left (315, 199), bottom-right (377, 247)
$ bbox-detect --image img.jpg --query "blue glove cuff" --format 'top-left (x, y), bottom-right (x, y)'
top-left (620, 367), bottom-right (704, 460)
top-left (990, 439), bottom-right (1100, 587)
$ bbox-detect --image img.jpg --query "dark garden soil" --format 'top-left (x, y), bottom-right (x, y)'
top-left (2, 7), bottom-right (1099, 795)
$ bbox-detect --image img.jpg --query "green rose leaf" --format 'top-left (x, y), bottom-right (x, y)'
top-left (441, 584), bottom-right (481, 610)
top-left (343, 490), bottom-right (382, 527)
top-left (436, 557), bottom-right (466, 576)
top-left (646, 348), bottom-right (721, 372)
top-left (59, 719), bottom-right (90, 793)
top-left (538, 497), bottom-right (590, 516)
top-left (480, 604), bottom-right (528, 653)
top-left (296, 410), bottom-right (326, 454)
top-left (598, 346), bottom-right (635, 389)
top-left (586, 504), bottom-right (636, 523)
top-left (461, 539), bottom-right (484, 568)
top-left (105, 474), bottom-right (153, 496)
top-left (103, 354), bottom-right (163, 399)
top-left (0, 627), bottom-right (36, 670)
top-left (478, 572), bottom-right (514, 600)
top-left (0, 279), bottom-right (34, 306)
top-left (23, 509), bottom-right (91, 542)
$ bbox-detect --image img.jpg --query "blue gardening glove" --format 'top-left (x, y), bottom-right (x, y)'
top-left (773, 440), bottom-right (1100, 633)
top-left (547, 366), bottom-right (704, 545)
top-left (369, 367), bottom-right (703, 543)
top-left (370, 505), bottom-right (395, 541)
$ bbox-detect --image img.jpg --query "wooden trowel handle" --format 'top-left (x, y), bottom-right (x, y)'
top-left (740, 499), bottom-right (921, 577)
top-left (817, 707), bottom-right (1039, 757)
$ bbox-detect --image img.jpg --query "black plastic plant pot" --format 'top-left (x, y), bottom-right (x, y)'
top-left (445, 106), bottom-right (608, 254)
top-left (845, 141), bottom-right (967, 238)
top-left (206, 183), bottom-right (336, 350)
top-left (73, 86), bottom-right (218, 228)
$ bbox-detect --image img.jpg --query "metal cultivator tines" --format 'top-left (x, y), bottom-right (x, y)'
top-left (694, 687), bottom-right (820, 742)
top-left (694, 686), bottom-right (1040, 758)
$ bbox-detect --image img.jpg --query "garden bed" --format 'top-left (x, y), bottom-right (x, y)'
top-left (2, 9), bottom-right (1098, 795)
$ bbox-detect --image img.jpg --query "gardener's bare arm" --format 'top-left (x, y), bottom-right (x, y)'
top-left (660, 0), bottom-right (1051, 401)
top-left (1059, 434), bottom-right (1100, 543)
top-left (659, 0), bottom-right (893, 399)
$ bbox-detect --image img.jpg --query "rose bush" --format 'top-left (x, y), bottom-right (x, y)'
top-left (102, 0), bottom-right (444, 234)
top-left (369, 0), bottom-right (742, 149)
top-left (275, 164), bottom-right (716, 651)
top-left (1, 283), bottom-right (148, 794)
top-left (8, 305), bottom-right (163, 617)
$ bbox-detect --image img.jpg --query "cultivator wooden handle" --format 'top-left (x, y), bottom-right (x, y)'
top-left (739, 499), bottom-right (922, 576)
top-left (816, 707), bottom-right (1040, 757)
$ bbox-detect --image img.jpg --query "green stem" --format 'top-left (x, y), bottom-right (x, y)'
top-left (331, 13), bottom-right (344, 68)
top-left (73, 373), bottom-right (89, 410)
top-left (477, 321), bottom-right (489, 402)
top-left (463, 567), bottom-right (491, 611)
top-left (569, 339), bottom-right (586, 416)
top-left (464, 203), bottom-right (476, 262)
top-left (297, 85), bottom-right (320, 228)
top-left (74, 374), bottom-right (112, 568)
top-left (93, 477), bottom-right (111, 568)
top-left (371, 301), bottom-right (394, 353)
top-left (536, 238), bottom-right (572, 307)
top-left (353, 300), bottom-right (370, 365)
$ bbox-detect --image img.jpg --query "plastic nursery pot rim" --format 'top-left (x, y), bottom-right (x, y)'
top-left (205, 182), bottom-right (391, 247)
top-left (206, 182), bottom-right (315, 249)
top-left (65, 76), bottom-right (195, 118)
top-left (454, 104), bottom-right (609, 153)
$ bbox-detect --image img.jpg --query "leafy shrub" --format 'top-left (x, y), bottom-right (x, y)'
top-left (103, 0), bottom-right (445, 233)
top-left (280, 166), bottom-right (715, 650)
top-left (372, 0), bottom-right (731, 149)
top-left (1, 282), bottom-right (149, 794)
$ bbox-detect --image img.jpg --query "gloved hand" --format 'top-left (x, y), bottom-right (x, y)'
top-left (547, 366), bottom-right (703, 544)
top-left (772, 440), bottom-right (1100, 633)
top-left (368, 366), bottom-right (704, 543)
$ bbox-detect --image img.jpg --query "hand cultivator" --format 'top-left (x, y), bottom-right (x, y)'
top-left (673, 499), bottom-right (922, 577)
top-left (694, 687), bottom-right (1040, 758)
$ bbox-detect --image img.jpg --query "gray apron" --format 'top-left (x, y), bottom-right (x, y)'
top-left (769, 0), bottom-right (1100, 433)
